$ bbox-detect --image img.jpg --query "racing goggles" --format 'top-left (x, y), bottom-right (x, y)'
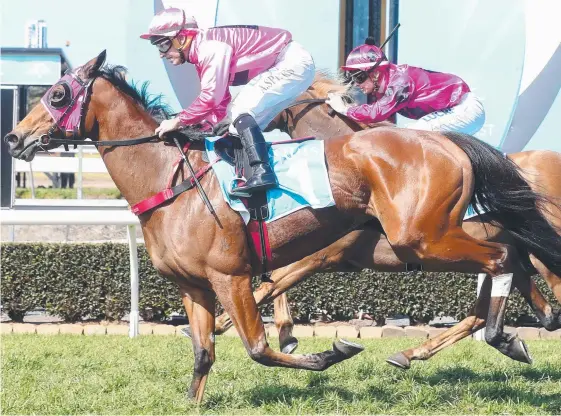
top-left (350, 69), bottom-right (373, 85)
top-left (151, 36), bottom-right (173, 54)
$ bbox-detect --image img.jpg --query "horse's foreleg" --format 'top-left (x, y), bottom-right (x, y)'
top-left (531, 255), bottom-right (561, 303)
top-left (214, 281), bottom-right (274, 335)
top-left (387, 277), bottom-right (491, 369)
top-left (215, 231), bottom-right (362, 338)
top-left (210, 271), bottom-right (363, 370)
top-left (179, 285), bottom-right (216, 403)
top-left (528, 255), bottom-right (561, 330)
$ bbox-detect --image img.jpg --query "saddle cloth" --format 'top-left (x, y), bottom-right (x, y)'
top-left (205, 135), bottom-right (335, 224)
top-left (464, 203), bottom-right (486, 220)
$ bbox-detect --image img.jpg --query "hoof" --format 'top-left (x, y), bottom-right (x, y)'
top-left (507, 335), bottom-right (533, 364)
top-left (281, 337), bottom-right (299, 354)
top-left (386, 351), bottom-right (411, 370)
top-left (180, 326), bottom-right (192, 339)
top-left (333, 339), bottom-right (364, 358)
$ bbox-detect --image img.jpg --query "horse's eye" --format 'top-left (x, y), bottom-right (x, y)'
top-left (49, 83), bottom-right (71, 108)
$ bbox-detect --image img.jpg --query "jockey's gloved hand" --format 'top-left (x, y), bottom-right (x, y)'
top-left (213, 119), bottom-right (232, 136)
top-left (155, 117), bottom-right (182, 139)
top-left (197, 120), bottom-right (215, 133)
top-left (326, 93), bottom-right (350, 116)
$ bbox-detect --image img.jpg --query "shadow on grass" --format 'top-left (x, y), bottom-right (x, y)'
top-left (203, 384), bottom-right (395, 410)
top-left (202, 365), bottom-right (561, 412)
top-left (409, 365), bottom-right (561, 412)
top-left (412, 365), bottom-right (561, 385)
top-left (474, 384), bottom-right (561, 413)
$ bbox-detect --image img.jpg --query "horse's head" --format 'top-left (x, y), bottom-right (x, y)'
top-left (4, 51), bottom-right (107, 161)
top-left (307, 72), bottom-right (353, 101)
top-left (268, 72), bottom-right (367, 138)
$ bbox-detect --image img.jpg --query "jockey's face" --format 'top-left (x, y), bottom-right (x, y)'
top-left (156, 35), bottom-right (189, 65)
top-left (351, 69), bottom-right (378, 95)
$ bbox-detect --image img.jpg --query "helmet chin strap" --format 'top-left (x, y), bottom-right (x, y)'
top-left (369, 70), bottom-right (384, 94)
top-left (172, 35), bottom-right (194, 64)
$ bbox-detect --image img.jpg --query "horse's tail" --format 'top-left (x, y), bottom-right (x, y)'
top-left (443, 132), bottom-right (561, 274)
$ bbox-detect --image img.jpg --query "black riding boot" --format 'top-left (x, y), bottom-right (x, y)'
top-left (230, 114), bottom-right (278, 196)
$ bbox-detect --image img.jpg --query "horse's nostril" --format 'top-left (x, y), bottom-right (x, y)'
top-left (4, 133), bottom-right (20, 146)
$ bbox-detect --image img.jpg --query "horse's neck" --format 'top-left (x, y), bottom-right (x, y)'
top-left (289, 98), bottom-right (360, 140)
top-left (96, 105), bottom-right (203, 207)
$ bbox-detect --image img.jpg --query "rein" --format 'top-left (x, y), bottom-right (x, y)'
top-left (39, 134), bottom-right (160, 148)
top-left (41, 99), bottom-right (328, 149)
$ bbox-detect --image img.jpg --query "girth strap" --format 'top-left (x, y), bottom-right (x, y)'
top-left (131, 157), bottom-right (220, 215)
top-left (244, 191), bottom-right (273, 283)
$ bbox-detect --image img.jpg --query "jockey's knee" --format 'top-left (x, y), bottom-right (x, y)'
top-left (229, 112), bottom-right (258, 135)
top-left (233, 113), bottom-right (258, 130)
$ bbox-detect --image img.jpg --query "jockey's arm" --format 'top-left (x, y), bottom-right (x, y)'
top-left (199, 90), bottom-right (232, 131)
top-left (347, 80), bottom-right (413, 124)
top-left (178, 40), bottom-right (233, 126)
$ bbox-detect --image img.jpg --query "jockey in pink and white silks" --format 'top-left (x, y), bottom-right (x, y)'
top-left (326, 40), bottom-right (485, 134)
top-left (140, 8), bottom-right (315, 195)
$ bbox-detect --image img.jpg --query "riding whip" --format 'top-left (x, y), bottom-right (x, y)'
top-left (173, 137), bottom-right (216, 216)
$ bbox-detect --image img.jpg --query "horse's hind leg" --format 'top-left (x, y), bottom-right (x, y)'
top-left (178, 284), bottom-right (216, 403)
top-left (388, 225), bottom-right (530, 363)
top-left (388, 268), bottom-right (555, 369)
top-left (387, 276), bottom-right (491, 369)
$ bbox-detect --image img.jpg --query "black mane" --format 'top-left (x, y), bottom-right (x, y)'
top-left (96, 65), bottom-right (210, 141)
top-left (97, 65), bottom-right (173, 121)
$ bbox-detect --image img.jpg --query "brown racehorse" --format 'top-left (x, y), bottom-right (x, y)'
top-left (213, 73), bottom-right (561, 363)
top-left (5, 53), bottom-right (561, 402)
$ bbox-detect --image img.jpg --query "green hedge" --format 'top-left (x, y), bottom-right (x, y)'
top-left (1, 243), bottom-right (558, 324)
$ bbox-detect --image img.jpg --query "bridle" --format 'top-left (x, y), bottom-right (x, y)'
top-left (36, 69), bottom-right (161, 151)
top-left (39, 70), bottom-right (95, 151)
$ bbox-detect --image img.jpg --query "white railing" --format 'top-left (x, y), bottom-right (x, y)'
top-left (1, 207), bottom-right (141, 338)
top-left (14, 149), bottom-right (109, 199)
top-left (15, 155), bottom-right (108, 174)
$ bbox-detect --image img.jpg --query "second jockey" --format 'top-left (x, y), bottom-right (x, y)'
top-left (140, 8), bottom-right (315, 195)
top-left (326, 40), bottom-right (485, 135)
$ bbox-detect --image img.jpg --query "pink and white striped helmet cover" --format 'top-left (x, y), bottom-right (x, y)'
top-left (140, 7), bottom-right (198, 40)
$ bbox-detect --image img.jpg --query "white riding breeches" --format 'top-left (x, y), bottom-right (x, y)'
top-left (228, 41), bottom-right (316, 134)
top-left (406, 92), bottom-right (486, 135)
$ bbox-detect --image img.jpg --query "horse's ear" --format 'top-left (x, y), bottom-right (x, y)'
top-left (80, 50), bottom-right (107, 79)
